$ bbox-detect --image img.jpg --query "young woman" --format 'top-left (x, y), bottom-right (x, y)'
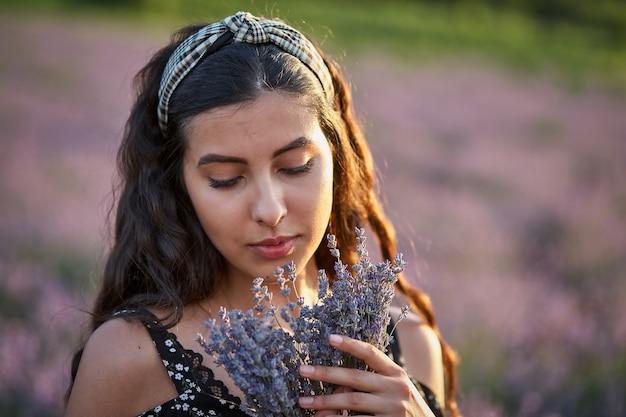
top-left (65, 12), bottom-right (460, 417)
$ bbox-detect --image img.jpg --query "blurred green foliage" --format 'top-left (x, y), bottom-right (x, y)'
top-left (13, 242), bottom-right (97, 289)
top-left (1, 0), bottom-right (625, 89)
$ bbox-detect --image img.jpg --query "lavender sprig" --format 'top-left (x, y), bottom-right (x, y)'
top-left (199, 228), bottom-right (408, 417)
top-left (199, 302), bottom-right (305, 416)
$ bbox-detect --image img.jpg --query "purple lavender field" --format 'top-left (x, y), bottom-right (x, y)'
top-left (1, 13), bottom-right (625, 417)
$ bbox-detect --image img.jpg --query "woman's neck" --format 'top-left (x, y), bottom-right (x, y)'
top-left (203, 259), bottom-right (321, 315)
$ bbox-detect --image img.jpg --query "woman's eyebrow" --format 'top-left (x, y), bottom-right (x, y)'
top-left (197, 154), bottom-right (246, 167)
top-left (272, 137), bottom-right (314, 158)
top-left (197, 137), bottom-right (315, 167)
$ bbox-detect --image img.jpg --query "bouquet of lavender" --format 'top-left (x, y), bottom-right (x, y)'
top-left (199, 227), bottom-right (408, 417)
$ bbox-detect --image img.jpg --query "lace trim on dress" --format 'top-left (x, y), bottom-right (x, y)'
top-left (162, 330), bottom-right (242, 405)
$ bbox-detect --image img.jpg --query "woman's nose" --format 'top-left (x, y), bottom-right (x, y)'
top-left (251, 177), bottom-right (287, 227)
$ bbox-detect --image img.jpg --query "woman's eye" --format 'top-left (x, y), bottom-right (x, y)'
top-left (209, 177), bottom-right (240, 189)
top-left (281, 160), bottom-right (313, 175)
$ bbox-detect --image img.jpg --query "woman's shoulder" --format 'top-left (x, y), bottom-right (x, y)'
top-left (65, 317), bottom-right (176, 417)
top-left (390, 301), bottom-right (442, 366)
top-left (85, 316), bottom-right (160, 367)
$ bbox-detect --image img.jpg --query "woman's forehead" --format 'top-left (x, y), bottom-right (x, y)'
top-left (183, 92), bottom-right (325, 157)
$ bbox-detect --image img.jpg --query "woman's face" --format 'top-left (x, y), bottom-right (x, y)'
top-left (182, 92), bottom-right (334, 288)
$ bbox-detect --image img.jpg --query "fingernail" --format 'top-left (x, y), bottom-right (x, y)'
top-left (299, 396), bottom-right (314, 406)
top-left (299, 365), bottom-right (315, 376)
top-left (329, 334), bottom-right (343, 345)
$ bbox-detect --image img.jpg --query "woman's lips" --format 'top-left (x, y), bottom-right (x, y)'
top-left (249, 236), bottom-right (297, 260)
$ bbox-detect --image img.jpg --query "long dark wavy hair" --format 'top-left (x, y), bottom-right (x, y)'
top-left (68, 22), bottom-right (460, 417)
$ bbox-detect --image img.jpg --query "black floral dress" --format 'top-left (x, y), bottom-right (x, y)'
top-left (135, 312), bottom-right (445, 417)
top-left (136, 312), bottom-right (245, 417)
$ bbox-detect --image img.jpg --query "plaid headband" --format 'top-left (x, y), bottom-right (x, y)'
top-left (157, 11), bottom-right (335, 136)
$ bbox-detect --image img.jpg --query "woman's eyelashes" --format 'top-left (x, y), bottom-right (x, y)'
top-left (208, 177), bottom-right (241, 189)
top-left (208, 159), bottom-right (314, 189)
top-left (280, 159), bottom-right (314, 175)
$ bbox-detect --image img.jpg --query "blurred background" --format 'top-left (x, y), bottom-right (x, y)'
top-left (1, 1), bottom-right (625, 416)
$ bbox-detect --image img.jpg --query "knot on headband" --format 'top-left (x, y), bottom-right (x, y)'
top-left (226, 12), bottom-right (270, 43)
top-left (157, 11), bottom-right (334, 136)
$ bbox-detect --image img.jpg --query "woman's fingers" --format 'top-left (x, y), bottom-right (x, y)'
top-left (300, 389), bottom-right (433, 417)
top-left (310, 386), bottom-right (352, 417)
top-left (298, 334), bottom-right (406, 390)
top-left (297, 334), bottom-right (434, 417)
top-left (299, 363), bottom-right (384, 393)
top-left (328, 334), bottom-right (404, 376)
top-left (299, 390), bottom-right (387, 415)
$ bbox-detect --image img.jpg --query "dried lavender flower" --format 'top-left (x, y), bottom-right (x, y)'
top-left (199, 228), bottom-right (406, 417)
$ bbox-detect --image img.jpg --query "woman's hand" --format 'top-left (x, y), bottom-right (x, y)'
top-left (298, 334), bottom-right (436, 417)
